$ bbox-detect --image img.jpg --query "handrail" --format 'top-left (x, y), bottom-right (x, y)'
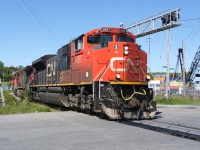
top-left (92, 65), bottom-right (107, 101)
top-left (98, 64), bottom-right (111, 99)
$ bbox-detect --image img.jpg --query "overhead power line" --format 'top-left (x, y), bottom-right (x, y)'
top-left (38, 0), bottom-right (66, 38)
top-left (15, 0), bottom-right (62, 45)
top-left (181, 17), bottom-right (200, 21)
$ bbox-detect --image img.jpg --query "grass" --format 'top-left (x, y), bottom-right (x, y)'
top-left (155, 95), bottom-right (200, 105)
top-left (0, 90), bottom-right (55, 115)
top-left (2, 82), bottom-right (12, 87)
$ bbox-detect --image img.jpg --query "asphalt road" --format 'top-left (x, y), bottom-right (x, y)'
top-left (157, 105), bottom-right (200, 129)
top-left (0, 107), bottom-right (200, 150)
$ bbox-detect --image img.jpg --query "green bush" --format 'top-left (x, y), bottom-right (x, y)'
top-left (0, 90), bottom-right (54, 115)
top-left (3, 90), bottom-right (17, 105)
top-left (3, 82), bottom-right (12, 87)
top-left (20, 89), bottom-right (31, 102)
top-left (155, 95), bottom-right (200, 105)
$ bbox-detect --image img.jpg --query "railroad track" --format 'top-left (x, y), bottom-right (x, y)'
top-left (118, 118), bottom-right (200, 142)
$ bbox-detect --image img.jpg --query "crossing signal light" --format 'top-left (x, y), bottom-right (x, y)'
top-left (171, 12), bottom-right (180, 22)
top-left (161, 12), bottom-right (180, 26)
top-left (161, 15), bottom-right (170, 25)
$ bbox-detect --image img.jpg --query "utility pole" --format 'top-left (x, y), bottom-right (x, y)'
top-left (182, 41), bottom-right (186, 96)
top-left (146, 37), bottom-right (152, 73)
top-left (166, 29), bottom-right (170, 99)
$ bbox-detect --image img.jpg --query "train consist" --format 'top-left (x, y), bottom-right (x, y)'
top-left (12, 27), bottom-right (157, 119)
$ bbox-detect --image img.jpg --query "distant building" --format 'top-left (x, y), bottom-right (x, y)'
top-left (148, 80), bottom-right (160, 90)
top-left (152, 72), bottom-right (183, 90)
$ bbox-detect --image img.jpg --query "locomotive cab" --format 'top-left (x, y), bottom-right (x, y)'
top-left (85, 27), bottom-right (147, 82)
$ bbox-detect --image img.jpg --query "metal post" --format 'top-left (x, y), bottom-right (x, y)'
top-left (166, 29), bottom-right (170, 99)
top-left (182, 41), bottom-right (186, 96)
top-left (146, 37), bottom-right (152, 73)
top-left (0, 78), bottom-right (5, 107)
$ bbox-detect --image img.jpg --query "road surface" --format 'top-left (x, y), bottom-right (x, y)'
top-left (0, 106), bottom-right (200, 150)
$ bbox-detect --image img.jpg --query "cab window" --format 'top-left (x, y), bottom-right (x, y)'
top-left (74, 38), bottom-right (83, 51)
top-left (88, 35), bottom-right (113, 49)
top-left (117, 36), bottom-right (134, 43)
top-left (73, 35), bottom-right (84, 52)
top-left (88, 35), bottom-right (112, 44)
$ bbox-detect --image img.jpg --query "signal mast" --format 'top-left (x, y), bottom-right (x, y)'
top-left (125, 8), bottom-right (181, 98)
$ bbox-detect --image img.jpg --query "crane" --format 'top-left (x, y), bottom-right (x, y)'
top-left (187, 46), bottom-right (200, 83)
top-left (172, 48), bottom-right (186, 81)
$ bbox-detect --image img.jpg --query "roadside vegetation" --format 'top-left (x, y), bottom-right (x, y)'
top-left (0, 90), bottom-right (55, 115)
top-left (0, 60), bottom-right (56, 115)
top-left (155, 95), bottom-right (200, 105)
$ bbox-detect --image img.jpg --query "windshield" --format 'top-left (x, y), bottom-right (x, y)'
top-left (117, 36), bottom-right (134, 43)
top-left (88, 35), bottom-right (113, 44)
top-left (88, 35), bottom-right (113, 49)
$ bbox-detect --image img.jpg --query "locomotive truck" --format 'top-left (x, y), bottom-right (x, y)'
top-left (12, 27), bottom-right (157, 119)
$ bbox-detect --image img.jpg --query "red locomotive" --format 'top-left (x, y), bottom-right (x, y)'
top-left (12, 27), bottom-right (156, 119)
top-left (12, 66), bottom-right (34, 97)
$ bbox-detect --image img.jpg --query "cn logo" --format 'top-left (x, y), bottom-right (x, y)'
top-left (110, 57), bottom-right (137, 72)
top-left (47, 61), bottom-right (56, 77)
top-left (110, 57), bottom-right (124, 72)
top-left (126, 58), bottom-right (137, 72)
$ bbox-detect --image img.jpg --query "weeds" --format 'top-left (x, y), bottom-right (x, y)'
top-left (0, 90), bottom-right (54, 115)
top-left (155, 95), bottom-right (200, 105)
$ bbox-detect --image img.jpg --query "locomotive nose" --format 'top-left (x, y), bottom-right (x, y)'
top-left (108, 41), bottom-right (147, 82)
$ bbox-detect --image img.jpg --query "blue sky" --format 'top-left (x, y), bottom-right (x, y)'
top-left (0, 0), bottom-right (200, 73)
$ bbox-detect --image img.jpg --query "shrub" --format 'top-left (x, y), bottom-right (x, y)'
top-left (0, 90), bottom-right (55, 115)
top-left (155, 95), bottom-right (200, 105)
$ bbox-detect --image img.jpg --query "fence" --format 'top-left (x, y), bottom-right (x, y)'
top-left (154, 89), bottom-right (200, 99)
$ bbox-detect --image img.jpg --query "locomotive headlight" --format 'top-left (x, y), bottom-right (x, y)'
top-left (124, 45), bottom-right (129, 55)
top-left (124, 50), bottom-right (129, 55)
top-left (124, 45), bottom-right (129, 51)
top-left (116, 74), bottom-right (121, 79)
top-left (146, 75), bottom-right (151, 80)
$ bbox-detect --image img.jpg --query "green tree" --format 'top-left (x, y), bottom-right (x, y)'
top-left (17, 65), bottom-right (23, 70)
top-left (0, 61), bottom-right (4, 80)
top-left (0, 61), bottom-right (4, 67)
top-left (0, 61), bottom-right (19, 82)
